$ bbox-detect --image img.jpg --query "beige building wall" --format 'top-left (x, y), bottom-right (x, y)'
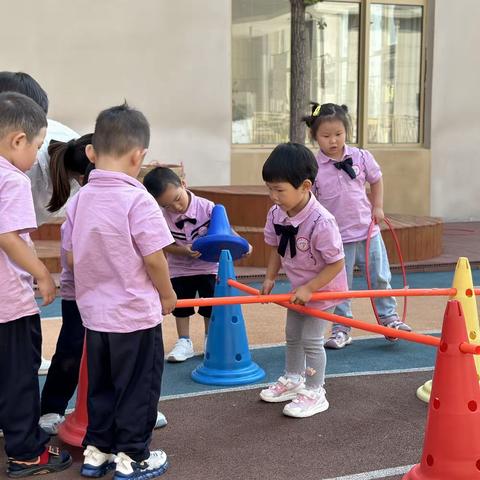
top-left (232, 147), bottom-right (431, 216)
top-left (429, 0), bottom-right (480, 221)
top-left (0, 0), bottom-right (232, 186)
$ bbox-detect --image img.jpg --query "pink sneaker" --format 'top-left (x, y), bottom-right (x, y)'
top-left (260, 376), bottom-right (305, 403)
top-left (283, 388), bottom-right (329, 418)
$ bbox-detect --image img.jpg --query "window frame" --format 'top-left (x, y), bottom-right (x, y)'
top-left (231, 0), bottom-right (429, 149)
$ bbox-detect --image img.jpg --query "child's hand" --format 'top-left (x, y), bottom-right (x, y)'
top-left (242, 243), bottom-right (253, 258)
top-left (185, 245), bottom-right (201, 259)
top-left (161, 289), bottom-right (177, 315)
top-left (372, 207), bottom-right (385, 224)
top-left (290, 285), bottom-right (313, 306)
top-left (38, 273), bottom-right (56, 306)
top-left (261, 279), bottom-right (275, 297)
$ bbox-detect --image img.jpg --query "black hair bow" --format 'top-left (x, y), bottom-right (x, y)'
top-left (334, 157), bottom-right (356, 179)
top-left (175, 218), bottom-right (197, 229)
top-left (274, 224), bottom-right (299, 258)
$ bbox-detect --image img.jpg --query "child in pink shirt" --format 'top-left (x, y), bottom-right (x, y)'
top-left (0, 91), bottom-right (72, 477)
top-left (64, 103), bottom-right (176, 479)
top-left (144, 167), bottom-right (218, 362)
top-left (259, 143), bottom-right (347, 418)
top-left (305, 102), bottom-right (412, 349)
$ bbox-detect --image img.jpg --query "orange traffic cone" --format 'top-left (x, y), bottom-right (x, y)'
top-left (403, 300), bottom-right (480, 479)
top-left (57, 341), bottom-right (88, 447)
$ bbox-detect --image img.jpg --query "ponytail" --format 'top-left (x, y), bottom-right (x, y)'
top-left (46, 133), bottom-right (93, 213)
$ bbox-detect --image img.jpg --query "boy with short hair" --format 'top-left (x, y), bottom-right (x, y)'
top-left (64, 103), bottom-right (175, 479)
top-left (0, 91), bottom-right (72, 477)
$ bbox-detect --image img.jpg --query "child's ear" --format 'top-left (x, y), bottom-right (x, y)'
top-left (11, 131), bottom-right (27, 149)
top-left (132, 148), bottom-right (147, 167)
top-left (85, 144), bottom-right (96, 164)
top-left (303, 179), bottom-right (313, 191)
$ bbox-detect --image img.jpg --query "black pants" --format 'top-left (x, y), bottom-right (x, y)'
top-left (83, 324), bottom-right (164, 461)
top-left (41, 300), bottom-right (85, 416)
top-left (0, 314), bottom-right (50, 459)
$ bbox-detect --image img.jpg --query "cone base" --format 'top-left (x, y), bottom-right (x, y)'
top-left (402, 464), bottom-right (422, 479)
top-left (191, 361), bottom-right (265, 386)
top-left (57, 414), bottom-right (86, 447)
top-left (192, 234), bottom-right (249, 262)
top-left (416, 379), bottom-right (432, 403)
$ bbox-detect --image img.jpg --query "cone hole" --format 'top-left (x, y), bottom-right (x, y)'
top-left (426, 455), bottom-right (434, 467)
top-left (235, 354), bottom-right (242, 361)
top-left (476, 459), bottom-right (480, 471)
top-left (440, 342), bottom-right (448, 352)
top-left (466, 288), bottom-right (473, 297)
top-left (468, 400), bottom-right (477, 412)
top-left (470, 331), bottom-right (478, 341)
top-left (433, 398), bottom-right (440, 409)
top-left (231, 316), bottom-right (238, 324)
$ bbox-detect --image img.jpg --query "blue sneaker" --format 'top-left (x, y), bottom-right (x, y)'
top-left (81, 446), bottom-right (115, 478)
top-left (113, 451), bottom-right (168, 479)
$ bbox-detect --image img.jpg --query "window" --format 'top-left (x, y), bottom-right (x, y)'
top-left (368, 4), bottom-right (423, 143)
top-left (232, 0), bottom-right (426, 146)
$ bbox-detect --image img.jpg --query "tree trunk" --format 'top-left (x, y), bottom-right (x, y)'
top-left (290, 0), bottom-right (307, 143)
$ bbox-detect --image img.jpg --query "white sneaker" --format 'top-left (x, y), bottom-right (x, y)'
top-left (39, 357), bottom-right (51, 375)
top-left (39, 413), bottom-right (65, 435)
top-left (260, 375), bottom-right (305, 403)
top-left (81, 445), bottom-right (116, 477)
top-left (114, 450), bottom-right (168, 479)
top-left (283, 387), bottom-right (329, 418)
top-left (154, 411), bottom-right (167, 429)
top-left (167, 338), bottom-right (194, 362)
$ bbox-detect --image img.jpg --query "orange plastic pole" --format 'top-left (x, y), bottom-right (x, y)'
top-left (175, 286), bottom-right (455, 309)
top-left (227, 279), bottom-right (480, 355)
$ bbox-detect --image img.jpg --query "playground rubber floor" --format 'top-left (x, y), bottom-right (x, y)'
top-left (1, 221), bottom-right (480, 479)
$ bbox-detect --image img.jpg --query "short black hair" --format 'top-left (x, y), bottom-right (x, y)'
top-left (143, 166), bottom-right (182, 198)
top-left (92, 102), bottom-right (150, 156)
top-left (0, 71), bottom-right (49, 114)
top-left (262, 142), bottom-right (318, 188)
top-left (0, 91), bottom-right (47, 142)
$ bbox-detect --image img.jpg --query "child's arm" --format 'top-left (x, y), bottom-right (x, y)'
top-left (144, 249), bottom-right (177, 314)
top-left (164, 243), bottom-right (201, 259)
top-left (261, 246), bottom-right (282, 295)
top-left (369, 178), bottom-right (385, 224)
top-left (291, 258), bottom-right (345, 305)
top-left (0, 231), bottom-right (56, 305)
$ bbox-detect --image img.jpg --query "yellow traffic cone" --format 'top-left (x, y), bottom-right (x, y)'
top-left (416, 257), bottom-right (480, 403)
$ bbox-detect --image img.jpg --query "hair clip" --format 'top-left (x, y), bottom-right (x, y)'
top-left (312, 104), bottom-right (321, 117)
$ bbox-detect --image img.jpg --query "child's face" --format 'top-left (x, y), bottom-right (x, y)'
top-left (12, 128), bottom-right (46, 172)
top-left (266, 180), bottom-right (311, 217)
top-left (315, 119), bottom-right (346, 160)
top-left (156, 183), bottom-right (190, 214)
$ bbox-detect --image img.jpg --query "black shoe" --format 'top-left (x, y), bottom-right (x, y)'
top-left (7, 446), bottom-right (72, 478)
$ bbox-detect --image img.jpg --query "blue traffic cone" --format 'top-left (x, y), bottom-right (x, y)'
top-left (191, 204), bottom-right (249, 262)
top-left (191, 249), bottom-right (265, 386)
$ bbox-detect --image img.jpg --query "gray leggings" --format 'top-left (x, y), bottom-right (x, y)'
top-left (285, 308), bottom-right (332, 389)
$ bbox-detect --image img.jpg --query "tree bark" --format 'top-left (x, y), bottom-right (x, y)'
top-left (290, 0), bottom-right (307, 143)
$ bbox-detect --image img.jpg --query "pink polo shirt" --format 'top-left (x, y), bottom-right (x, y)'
top-left (63, 169), bottom-right (174, 333)
top-left (313, 145), bottom-right (382, 243)
top-left (59, 221), bottom-right (75, 301)
top-left (264, 193), bottom-right (347, 311)
top-left (0, 156), bottom-right (39, 323)
top-left (162, 191), bottom-right (218, 278)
